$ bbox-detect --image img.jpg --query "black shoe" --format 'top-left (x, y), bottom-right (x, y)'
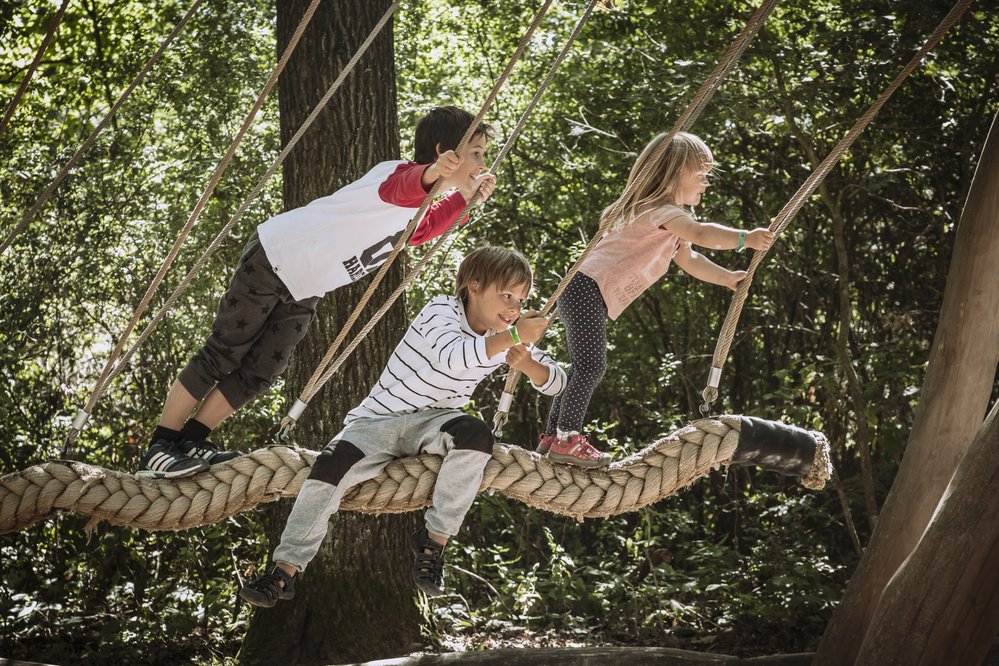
top-left (137, 440), bottom-right (209, 479)
top-left (180, 439), bottom-right (242, 465)
top-left (239, 564), bottom-right (297, 608)
top-left (410, 527), bottom-right (445, 597)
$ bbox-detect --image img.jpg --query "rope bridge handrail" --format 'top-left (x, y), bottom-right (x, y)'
top-left (0, 0), bottom-right (71, 137)
top-left (277, 0), bottom-right (601, 437)
top-left (0, 0), bottom-right (207, 257)
top-left (699, 0), bottom-right (972, 413)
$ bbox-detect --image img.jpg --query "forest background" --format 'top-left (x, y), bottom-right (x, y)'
top-left (1, 0), bottom-right (998, 663)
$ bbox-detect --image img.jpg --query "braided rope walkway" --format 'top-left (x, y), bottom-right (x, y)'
top-left (0, 416), bottom-right (830, 535)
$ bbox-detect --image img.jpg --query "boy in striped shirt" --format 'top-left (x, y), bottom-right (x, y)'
top-left (239, 247), bottom-right (566, 605)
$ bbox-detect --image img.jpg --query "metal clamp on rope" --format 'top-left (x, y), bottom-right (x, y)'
top-left (492, 392), bottom-right (514, 438)
top-left (275, 399), bottom-right (308, 443)
top-left (71, 408), bottom-right (92, 432)
top-left (62, 409), bottom-right (92, 457)
top-left (699, 368), bottom-right (722, 415)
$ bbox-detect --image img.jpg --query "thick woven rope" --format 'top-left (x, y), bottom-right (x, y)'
top-left (0, 416), bottom-right (830, 535)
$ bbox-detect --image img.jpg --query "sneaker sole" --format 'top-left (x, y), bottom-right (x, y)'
top-left (413, 578), bottom-right (444, 597)
top-left (238, 587), bottom-right (277, 608)
top-left (547, 452), bottom-right (611, 468)
top-left (205, 453), bottom-right (243, 465)
top-left (136, 461), bottom-right (209, 479)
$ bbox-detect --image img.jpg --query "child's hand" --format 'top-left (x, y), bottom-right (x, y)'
top-left (725, 270), bottom-right (748, 291)
top-left (433, 150), bottom-right (463, 179)
top-left (515, 310), bottom-right (549, 345)
top-left (505, 344), bottom-right (534, 371)
top-left (746, 228), bottom-right (775, 251)
top-left (471, 173), bottom-right (496, 203)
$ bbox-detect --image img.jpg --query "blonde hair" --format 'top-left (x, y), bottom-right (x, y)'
top-left (455, 246), bottom-right (533, 302)
top-left (601, 131), bottom-right (714, 231)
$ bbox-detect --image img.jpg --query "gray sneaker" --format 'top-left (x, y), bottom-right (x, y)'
top-left (180, 439), bottom-right (242, 465)
top-left (410, 527), bottom-right (446, 597)
top-left (239, 564), bottom-right (297, 608)
top-left (137, 440), bottom-right (209, 479)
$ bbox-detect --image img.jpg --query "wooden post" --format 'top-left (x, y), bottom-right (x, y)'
top-left (856, 400), bottom-right (999, 664)
top-left (815, 110), bottom-right (999, 664)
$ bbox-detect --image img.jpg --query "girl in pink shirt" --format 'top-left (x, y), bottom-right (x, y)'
top-left (540, 132), bottom-right (774, 467)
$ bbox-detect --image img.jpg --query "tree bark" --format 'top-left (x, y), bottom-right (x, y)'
top-left (238, 2), bottom-right (422, 664)
top-left (855, 399), bottom-right (999, 665)
top-left (815, 110), bottom-right (999, 664)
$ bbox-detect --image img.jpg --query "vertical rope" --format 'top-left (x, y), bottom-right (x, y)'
top-left (699, 0), bottom-right (973, 414)
top-left (276, 0), bottom-right (557, 436)
top-left (277, 0), bottom-right (601, 438)
top-left (0, 0), bottom-right (207, 257)
top-left (492, 0), bottom-right (779, 436)
top-left (0, 0), bottom-right (71, 137)
top-left (62, 0), bottom-right (403, 452)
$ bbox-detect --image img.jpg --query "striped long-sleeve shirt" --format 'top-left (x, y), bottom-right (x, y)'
top-left (344, 296), bottom-right (566, 424)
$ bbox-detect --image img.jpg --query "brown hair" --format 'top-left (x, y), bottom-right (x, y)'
top-left (413, 106), bottom-right (496, 165)
top-left (601, 131), bottom-right (714, 231)
top-left (455, 246), bottom-right (533, 302)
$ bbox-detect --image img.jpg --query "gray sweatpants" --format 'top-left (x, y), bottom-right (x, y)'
top-left (273, 409), bottom-right (494, 572)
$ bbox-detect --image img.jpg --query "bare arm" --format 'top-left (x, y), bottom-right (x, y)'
top-left (662, 212), bottom-right (774, 251)
top-left (672, 243), bottom-right (745, 291)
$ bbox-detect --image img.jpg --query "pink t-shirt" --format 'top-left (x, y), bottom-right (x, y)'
top-left (579, 205), bottom-right (688, 320)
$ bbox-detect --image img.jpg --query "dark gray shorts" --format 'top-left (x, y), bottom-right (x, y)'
top-left (178, 236), bottom-right (320, 409)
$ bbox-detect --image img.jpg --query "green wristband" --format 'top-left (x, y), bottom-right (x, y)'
top-left (737, 230), bottom-right (747, 252)
top-left (509, 325), bottom-right (521, 345)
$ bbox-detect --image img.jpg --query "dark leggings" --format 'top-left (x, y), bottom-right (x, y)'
top-left (545, 272), bottom-right (608, 435)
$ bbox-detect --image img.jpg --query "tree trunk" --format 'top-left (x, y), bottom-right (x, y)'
top-left (815, 110), bottom-right (999, 664)
top-left (238, 2), bottom-right (422, 664)
top-left (856, 399), bottom-right (999, 665)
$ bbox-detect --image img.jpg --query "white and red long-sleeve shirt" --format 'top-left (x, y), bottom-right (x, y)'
top-left (258, 161), bottom-right (469, 301)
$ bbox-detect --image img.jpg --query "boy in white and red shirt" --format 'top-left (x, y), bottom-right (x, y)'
top-left (138, 106), bottom-right (496, 479)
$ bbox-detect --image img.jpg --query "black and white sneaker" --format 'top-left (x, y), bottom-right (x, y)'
top-left (180, 439), bottom-right (242, 465)
top-left (137, 440), bottom-right (209, 479)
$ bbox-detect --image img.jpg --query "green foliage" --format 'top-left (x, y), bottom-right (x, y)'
top-left (2, 0), bottom-right (998, 662)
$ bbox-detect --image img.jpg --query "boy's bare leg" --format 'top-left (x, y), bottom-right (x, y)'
top-left (191, 388), bottom-right (236, 430)
top-left (428, 530), bottom-right (449, 546)
top-left (157, 379), bottom-right (200, 430)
